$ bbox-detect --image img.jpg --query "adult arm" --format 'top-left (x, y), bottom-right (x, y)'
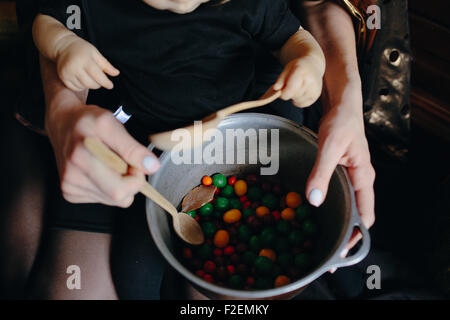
top-left (296, 1), bottom-right (376, 250)
top-left (40, 54), bottom-right (160, 207)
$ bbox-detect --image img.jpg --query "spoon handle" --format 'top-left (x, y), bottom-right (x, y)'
top-left (84, 137), bottom-right (178, 217)
top-left (218, 90), bottom-right (282, 117)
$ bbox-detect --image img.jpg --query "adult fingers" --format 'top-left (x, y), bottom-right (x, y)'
top-left (347, 164), bottom-right (376, 229)
top-left (306, 138), bottom-right (346, 207)
top-left (94, 113), bottom-right (160, 174)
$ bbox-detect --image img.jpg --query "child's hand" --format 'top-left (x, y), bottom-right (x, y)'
top-left (273, 55), bottom-right (324, 108)
top-left (55, 35), bottom-right (119, 92)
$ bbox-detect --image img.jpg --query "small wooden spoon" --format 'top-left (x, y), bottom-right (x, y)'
top-left (84, 137), bottom-right (204, 245)
top-left (149, 89), bottom-right (282, 151)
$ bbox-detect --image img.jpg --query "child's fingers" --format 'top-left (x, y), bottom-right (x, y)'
top-left (282, 69), bottom-right (304, 100)
top-left (93, 52), bottom-right (120, 77)
top-left (87, 64), bottom-right (114, 90)
top-left (71, 76), bottom-right (87, 92)
top-left (273, 66), bottom-right (291, 91)
top-left (78, 70), bottom-right (101, 90)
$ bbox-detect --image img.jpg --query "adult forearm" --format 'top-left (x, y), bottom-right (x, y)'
top-left (297, 1), bottom-right (362, 113)
top-left (39, 54), bottom-right (88, 134)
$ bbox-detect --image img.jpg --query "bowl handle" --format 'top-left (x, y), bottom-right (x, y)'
top-left (326, 208), bottom-right (371, 270)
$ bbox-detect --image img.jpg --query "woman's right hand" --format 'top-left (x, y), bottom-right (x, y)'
top-left (45, 104), bottom-right (160, 207)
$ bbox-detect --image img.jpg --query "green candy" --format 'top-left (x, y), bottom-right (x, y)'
top-left (185, 210), bottom-right (196, 218)
top-left (254, 277), bottom-right (272, 290)
top-left (202, 221), bottom-right (216, 238)
top-left (242, 208), bottom-right (254, 219)
top-left (229, 198), bottom-right (242, 210)
top-left (276, 220), bottom-right (291, 235)
top-left (247, 186), bottom-right (262, 201)
top-left (261, 193), bottom-right (278, 210)
top-left (278, 252), bottom-right (293, 269)
top-left (229, 275), bottom-right (243, 289)
top-left (272, 264), bottom-right (282, 277)
top-left (275, 237), bottom-right (290, 252)
top-left (249, 235), bottom-right (261, 253)
top-left (260, 227), bottom-right (277, 247)
top-left (238, 225), bottom-right (251, 242)
top-left (295, 205), bottom-right (311, 222)
top-left (215, 197), bottom-right (229, 211)
top-left (221, 185), bottom-right (234, 197)
top-left (212, 173), bottom-right (227, 188)
top-left (288, 230), bottom-right (304, 246)
top-left (196, 244), bottom-right (212, 260)
top-left (294, 253), bottom-right (311, 269)
top-left (199, 203), bottom-right (214, 216)
top-left (213, 211), bottom-right (223, 219)
top-left (243, 251), bottom-right (257, 265)
top-left (254, 256), bottom-right (273, 275)
top-left (302, 219), bottom-right (318, 236)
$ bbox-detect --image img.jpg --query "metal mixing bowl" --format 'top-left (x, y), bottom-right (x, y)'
top-left (146, 113), bottom-right (370, 299)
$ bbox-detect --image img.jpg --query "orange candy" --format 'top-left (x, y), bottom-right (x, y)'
top-left (259, 249), bottom-right (276, 262)
top-left (274, 275), bottom-right (291, 288)
top-left (285, 192), bottom-right (302, 209)
top-left (223, 209), bottom-right (242, 224)
top-left (213, 230), bottom-right (230, 248)
top-left (255, 206), bottom-right (271, 217)
top-left (202, 176), bottom-right (213, 186)
top-left (234, 180), bottom-right (248, 197)
top-left (281, 208), bottom-right (295, 221)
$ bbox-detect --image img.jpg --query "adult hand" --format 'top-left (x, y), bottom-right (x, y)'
top-left (306, 91), bottom-right (376, 251)
top-left (45, 104), bottom-right (160, 207)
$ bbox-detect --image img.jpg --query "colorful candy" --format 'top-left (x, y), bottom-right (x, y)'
top-left (178, 173), bottom-right (319, 291)
top-left (223, 209), bottom-right (242, 224)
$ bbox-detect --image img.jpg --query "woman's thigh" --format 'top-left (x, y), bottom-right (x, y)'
top-left (28, 229), bottom-right (117, 300)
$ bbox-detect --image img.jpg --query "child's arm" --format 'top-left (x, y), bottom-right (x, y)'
top-left (32, 14), bottom-right (119, 92)
top-left (273, 28), bottom-right (326, 108)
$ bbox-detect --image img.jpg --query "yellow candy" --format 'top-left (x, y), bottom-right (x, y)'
top-left (274, 275), bottom-right (291, 288)
top-left (285, 192), bottom-right (302, 209)
top-left (259, 248), bottom-right (276, 262)
top-left (223, 209), bottom-right (242, 224)
top-left (255, 206), bottom-right (270, 217)
top-left (214, 230), bottom-right (230, 248)
top-left (281, 208), bottom-right (295, 221)
top-left (234, 180), bottom-right (247, 197)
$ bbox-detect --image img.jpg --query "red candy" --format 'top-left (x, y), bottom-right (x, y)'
top-left (224, 246), bottom-right (235, 256)
top-left (227, 176), bottom-right (237, 186)
top-left (213, 248), bottom-right (223, 257)
top-left (272, 210), bottom-right (281, 222)
top-left (246, 277), bottom-right (255, 286)
top-left (251, 202), bottom-right (260, 209)
top-left (182, 248), bottom-right (192, 259)
top-left (246, 174), bottom-right (259, 185)
top-left (203, 274), bottom-right (214, 283)
top-left (239, 196), bottom-right (248, 203)
top-left (226, 265), bottom-right (235, 275)
top-left (261, 182), bottom-right (271, 192)
top-left (272, 184), bottom-right (282, 195)
top-left (196, 270), bottom-right (205, 277)
top-left (214, 188), bottom-right (220, 195)
top-left (195, 215), bottom-right (200, 222)
top-left (204, 260), bottom-right (216, 273)
top-left (243, 201), bottom-right (251, 209)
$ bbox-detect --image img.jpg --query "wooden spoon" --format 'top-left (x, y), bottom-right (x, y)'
top-left (84, 137), bottom-right (204, 245)
top-left (149, 89), bottom-right (282, 151)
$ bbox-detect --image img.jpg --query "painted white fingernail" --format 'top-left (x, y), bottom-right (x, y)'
top-left (142, 156), bottom-right (159, 173)
top-left (329, 268), bottom-right (337, 274)
top-left (340, 248), bottom-right (349, 258)
top-left (308, 189), bottom-right (323, 207)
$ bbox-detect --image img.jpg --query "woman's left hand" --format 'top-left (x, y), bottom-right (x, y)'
top-left (306, 91), bottom-right (376, 251)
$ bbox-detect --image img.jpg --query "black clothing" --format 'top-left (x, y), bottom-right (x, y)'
top-left (40, 0), bottom-right (301, 133)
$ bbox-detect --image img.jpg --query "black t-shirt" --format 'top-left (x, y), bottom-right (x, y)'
top-left (39, 0), bottom-right (301, 134)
